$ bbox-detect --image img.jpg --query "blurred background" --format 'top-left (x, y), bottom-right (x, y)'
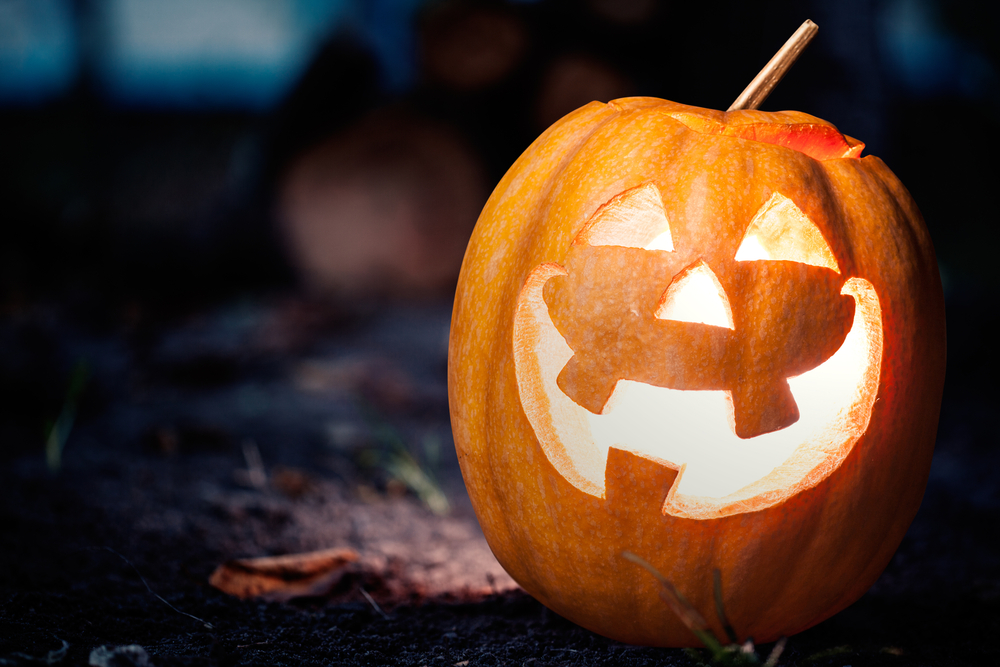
top-left (1, 0), bottom-right (998, 505)
top-left (1, 4), bottom-right (999, 661)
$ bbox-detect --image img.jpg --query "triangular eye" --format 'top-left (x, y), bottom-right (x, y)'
top-left (655, 261), bottom-right (735, 330)
top-left (735, 193), bottom-right (839, 272)
top-left (573, 182), bottom-right (673, 251)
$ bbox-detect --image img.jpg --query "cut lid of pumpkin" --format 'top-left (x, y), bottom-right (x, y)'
top-left (664, 110), bottom-right (864, 160)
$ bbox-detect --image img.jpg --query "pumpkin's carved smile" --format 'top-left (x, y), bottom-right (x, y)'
top-left (513, 184), bottom-right (884, 516)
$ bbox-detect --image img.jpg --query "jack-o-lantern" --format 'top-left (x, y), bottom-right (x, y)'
top-left (448, 96), bottom-right (945, 646)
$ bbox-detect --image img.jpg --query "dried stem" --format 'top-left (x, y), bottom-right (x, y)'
top-left (728, 20), bottom-right (818, 111)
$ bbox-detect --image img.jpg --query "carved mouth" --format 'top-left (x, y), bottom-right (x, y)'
top-left (513, 265), bottom-right (882, 519)
top-left (511, 183), bottom-right (883, 520)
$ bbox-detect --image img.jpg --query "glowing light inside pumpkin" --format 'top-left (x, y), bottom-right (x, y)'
top-left (655, 261), bottom-right (735, 330)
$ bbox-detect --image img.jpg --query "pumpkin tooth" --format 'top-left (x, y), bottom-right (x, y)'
top-left (604, 447), bottom-right (681, 511)
top-left (730, 376), bottom-right (800, 438)
top-left (556, 354), bottom-right (618, 415)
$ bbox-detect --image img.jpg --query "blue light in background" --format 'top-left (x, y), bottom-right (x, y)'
top-left (0, 0), bottom-right (78, 105)
top-left (93, 0), bottom-right (351, 110)
top-left (17, 0), bottom-right (993, 111)
top-left (359, 0), bottom-right (425, 92)
top-left (879, 0), bottom-right (994, 98)
top-left (0, 0), bottom-right (438, 110)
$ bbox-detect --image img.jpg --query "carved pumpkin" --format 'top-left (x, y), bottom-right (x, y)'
top-left (448, 97), bottom-right (946, 646)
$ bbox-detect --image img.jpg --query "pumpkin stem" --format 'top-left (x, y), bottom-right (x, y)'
top-left (728, 19), bottom-right (818, 111)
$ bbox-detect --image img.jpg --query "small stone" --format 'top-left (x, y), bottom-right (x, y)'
top-left (88, 644), bottom-right (153, 667)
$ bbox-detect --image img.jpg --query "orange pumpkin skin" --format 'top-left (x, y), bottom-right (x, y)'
top-left (448, 97), bottom-right (945, 646)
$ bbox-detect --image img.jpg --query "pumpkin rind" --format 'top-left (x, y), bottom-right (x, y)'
top-left (448, 98), bottom-right (945, 646)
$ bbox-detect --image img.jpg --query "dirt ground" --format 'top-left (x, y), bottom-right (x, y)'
top-left (1, 295), bottom-right (998, 666)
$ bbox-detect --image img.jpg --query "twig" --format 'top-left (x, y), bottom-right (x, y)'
top-left (624, 552), bottom-right (792, 666)
top-left (805, 644), bottom-right (852, 662)
top-left (357, 403), bottom-right (451, 515)
top-left (101, 547), bottom-right (214, 630)
top-left (728, 20), bottom-right (819, 111)
top-left (763, 637), bottom-right (787, 667)
top-left (713, 569), bottom-right (740, 644)
top-left (45, 360), bottom-right (88, 472)
top-left (359, 588), bottom-right (389, 620)
top-left (240, 439), bottom-right (268, 490)
top-left (622, 552), bottom-right (724, 655)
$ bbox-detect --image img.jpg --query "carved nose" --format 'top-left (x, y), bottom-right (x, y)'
top-left (655, 261), bottom-right (734, 330)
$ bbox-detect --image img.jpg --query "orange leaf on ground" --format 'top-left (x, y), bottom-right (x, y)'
top-left (209, 547), bottom-right (359, 601)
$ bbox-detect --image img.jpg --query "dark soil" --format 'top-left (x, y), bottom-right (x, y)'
top-left (2, 295), bottom-right (998, 666)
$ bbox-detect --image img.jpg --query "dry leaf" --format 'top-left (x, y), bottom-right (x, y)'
top-left (209, 547), bottom-right (359, 601)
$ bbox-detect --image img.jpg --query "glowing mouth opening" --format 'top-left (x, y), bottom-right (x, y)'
top-left (512, 266), bottom-right (882, 520)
